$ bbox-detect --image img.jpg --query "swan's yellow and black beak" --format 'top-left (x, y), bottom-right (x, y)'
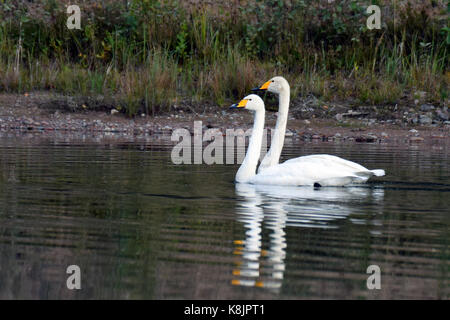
top-left (251, 80), bottom-right (271, 92)
top-left (229, 99), bottom-right (248, 109)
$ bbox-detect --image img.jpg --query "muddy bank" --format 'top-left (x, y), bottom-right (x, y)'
top-left (0, 92), bottom-right (448, 144)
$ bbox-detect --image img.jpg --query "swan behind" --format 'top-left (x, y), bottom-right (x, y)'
top-left (252, 76), bottom-right (290, 173)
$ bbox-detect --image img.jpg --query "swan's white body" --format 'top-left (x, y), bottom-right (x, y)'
top-left (232, 94), bottom-right (385, 186)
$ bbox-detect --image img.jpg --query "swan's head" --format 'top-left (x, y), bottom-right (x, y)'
top-left (229, 94), bottom-right (264, 112)
top-left (252, 76), bottom-right (289, 94)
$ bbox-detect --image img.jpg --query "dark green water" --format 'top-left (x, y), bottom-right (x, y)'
top-left (0, 132), bottom-right (448, 299)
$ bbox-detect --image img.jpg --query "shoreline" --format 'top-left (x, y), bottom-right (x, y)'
top-left (0, 92), bottom-right (448, 145)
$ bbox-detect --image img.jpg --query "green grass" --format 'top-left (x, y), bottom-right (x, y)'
top-left (0, 0), bottom-right (448, 115)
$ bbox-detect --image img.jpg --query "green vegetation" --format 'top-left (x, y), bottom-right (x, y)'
top-left (0, 0), bottom-right (448, 115)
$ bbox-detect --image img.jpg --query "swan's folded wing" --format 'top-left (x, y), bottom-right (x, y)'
top-left (251, 159), bottom-right (366, 186)
top-left (283, 154), bottom-right (369, 172)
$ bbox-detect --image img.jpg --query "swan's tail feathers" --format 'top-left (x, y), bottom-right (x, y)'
top-left (354, 169), bottom-right (385, 178)
top-left (370, 169), bottom-right (385, 177)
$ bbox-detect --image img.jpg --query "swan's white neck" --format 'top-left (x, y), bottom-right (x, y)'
top-left (258, 84), bottom-right (290, 173)
top-left (235, 108), bottom-right (265, 183)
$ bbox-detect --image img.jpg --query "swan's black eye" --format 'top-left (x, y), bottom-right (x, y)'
top-left (272, 80), bottom-right (274, 82)
top-left (249, 99), bottom-right (252, 101)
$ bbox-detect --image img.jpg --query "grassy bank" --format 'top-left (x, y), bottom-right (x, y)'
top-left (0, 0), bottom-right (448, 116)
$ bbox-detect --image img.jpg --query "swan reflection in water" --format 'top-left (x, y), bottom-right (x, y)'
top-left (231, 183), bottom-right (384, 291)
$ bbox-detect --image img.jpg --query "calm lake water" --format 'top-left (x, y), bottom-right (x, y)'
top-left (0, 132), bottom-right (448, 299)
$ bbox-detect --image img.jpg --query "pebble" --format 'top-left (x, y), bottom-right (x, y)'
top-left (355, 135), bottom-right (376, 143)
top-left (419, 115), bottom-right (433, 125)
top-left (436, 108), bottom-right (449, 121)
top-left (409, 136), bottom-right (424, 142)
top-left (420, 104), bottom-right (435, 112)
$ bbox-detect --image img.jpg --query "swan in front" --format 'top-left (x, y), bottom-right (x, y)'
top-left (230, 94), bottom-right (385, 186)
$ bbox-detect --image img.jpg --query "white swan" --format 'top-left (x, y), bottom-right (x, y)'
top-left (252, 76), bottom-right (290, 173)
top-left (230, 94), bottom-right (385, 186)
